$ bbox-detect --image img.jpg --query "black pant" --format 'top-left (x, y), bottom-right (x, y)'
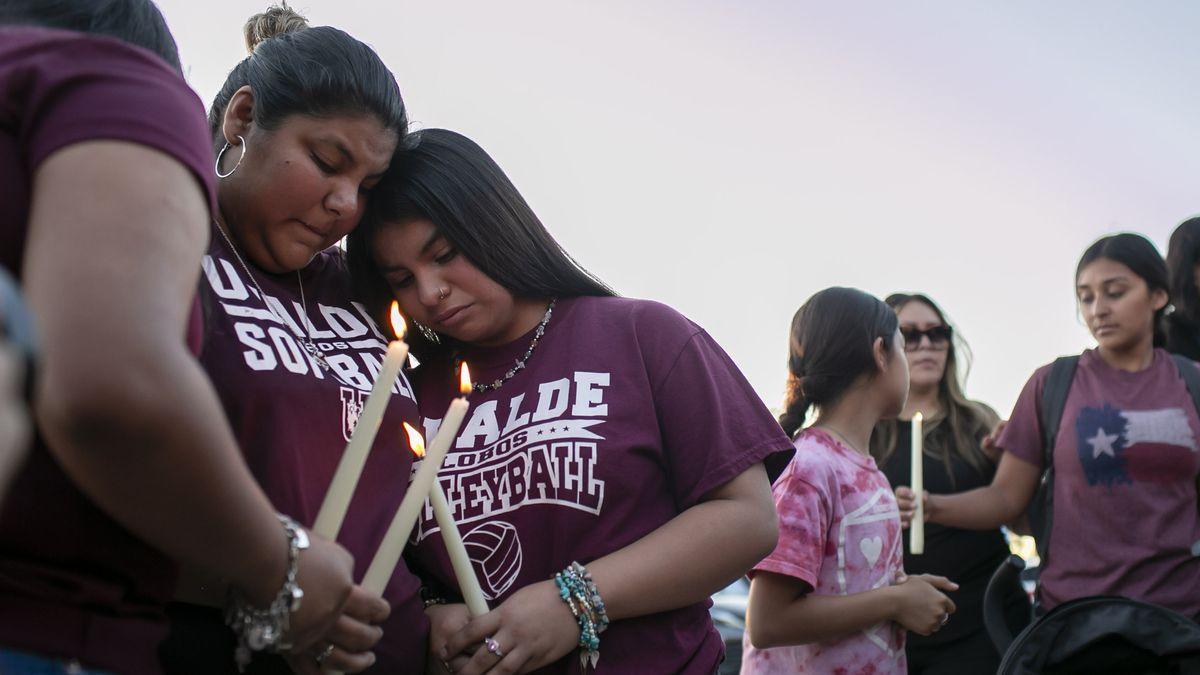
top-left (907, 626), bottom-right (1002, 675)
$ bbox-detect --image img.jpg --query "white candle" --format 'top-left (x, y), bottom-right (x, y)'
top-left (910, 411), bottom-right (925, 555)
top-left (313, 302), bottom-right (408, 540)
top-left (430, 481), bottom-right (489, 616)
top-left (362, 388), bottom-right (471, 596)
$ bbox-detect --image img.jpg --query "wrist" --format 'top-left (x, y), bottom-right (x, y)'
top-left (225, 515), bottom-right (309, 669)
top-left (879, 584), bottom-right (903, 621)
top-left (923, 493), bottom-right (941, 524)
top-left (236, 514), bottom-right (292, 606)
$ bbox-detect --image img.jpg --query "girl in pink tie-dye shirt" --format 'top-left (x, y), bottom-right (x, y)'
top-left (743, 287), bottom-right (960, 674)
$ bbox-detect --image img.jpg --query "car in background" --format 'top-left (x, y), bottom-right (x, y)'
top-left (710, 577), bottom-right (749, 674)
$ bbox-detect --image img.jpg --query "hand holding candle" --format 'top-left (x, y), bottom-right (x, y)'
top-left (909, 411), bottom-right (925, 555)
top-left (361, 364), bottom-right (473, 597)
top-left (313, 302), bottom-right (408, 540)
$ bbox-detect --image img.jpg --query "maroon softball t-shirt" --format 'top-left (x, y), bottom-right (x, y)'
top-left (198, 229), bottom-right (429, 671)
top-left (410, 296), bottom-right (792, 674)
top-left (0, 27), bottom-right (216, 675)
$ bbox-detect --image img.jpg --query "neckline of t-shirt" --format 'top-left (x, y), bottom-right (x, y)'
top-left (1081, 346), bottom-right (1164, 381)
top-left (804, 427), bottom-right (878, 470)
top-left (460, 297), bottom-right (580, 370)
top-left (210, 221), bottom-right (332, 287)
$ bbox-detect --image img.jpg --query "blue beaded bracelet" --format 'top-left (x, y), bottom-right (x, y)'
top-left (553, 561), bottom-right (608, 669)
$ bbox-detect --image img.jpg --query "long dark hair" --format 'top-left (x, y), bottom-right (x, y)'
top-left (1167, 217), bottom-right (1200, 327)
top-left (0, 0), bottom-right (181, 72)
top-left (207, 4), bottom-right (406, 151)
top-left (347, 128), bottom-right (615, 359)
top-left (1077, 233), bottom-right (1170, 347)
top-left (779, 287), bottom-right (898, 438)
top-left (870, 293), bottom-right (998, 481)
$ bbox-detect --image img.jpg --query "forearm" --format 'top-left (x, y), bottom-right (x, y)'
top-left (587, 488), bottom-right (777, 621)
top-left (25, 142), bottom-right (288, 603)
top-left (748, 586), bottom-right (897, 649)
top-left (927, 484), bottom-right (1022, 531)
top-left (37, 348), bottom-right (288, 602)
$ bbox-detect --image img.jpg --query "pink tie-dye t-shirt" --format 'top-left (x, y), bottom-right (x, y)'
top-left (742, 428), bottom-right (906, 675)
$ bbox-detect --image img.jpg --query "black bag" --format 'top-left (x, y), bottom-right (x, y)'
top-left (996, 592), bottom-right (1200, 675)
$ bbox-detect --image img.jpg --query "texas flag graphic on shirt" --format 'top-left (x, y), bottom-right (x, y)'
top-left (1075, 405), bottom-right (1198, 487)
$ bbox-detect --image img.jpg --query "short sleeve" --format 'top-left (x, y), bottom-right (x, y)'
top-left (996, 366), bottom-right (1051, 469)
top-left (8, 30), bottom-right (217, 211)
top-left (752, 470), bottom-right (829, 588)
top-left (650, 325), bottom-right (794, 509)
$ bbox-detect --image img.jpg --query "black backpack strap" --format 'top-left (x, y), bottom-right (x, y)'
top-left (1032, 356), bottom-right (1080, 567)
top-left (1168, 354), bottom-right (1200, 520)
top-left (1169, 354), bottom-right (1200, 417)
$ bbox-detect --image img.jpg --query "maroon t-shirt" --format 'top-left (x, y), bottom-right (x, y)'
top-left (0, 27), bottom-right (217, 675)
top-left (411, 296), bottom-right (791, 674)
top-left (997, 348), bottom-right (1200, 615)
top-left (199, 229), bottom-right (428, 671)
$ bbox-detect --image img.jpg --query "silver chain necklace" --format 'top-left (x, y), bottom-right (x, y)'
top-left (472, 299), bottom-right (556, 393)
top-left (214, 222), bottom-right (331, 372)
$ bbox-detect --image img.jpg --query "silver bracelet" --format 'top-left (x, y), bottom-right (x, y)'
top-left (226, 514), bottom-right (310, 672)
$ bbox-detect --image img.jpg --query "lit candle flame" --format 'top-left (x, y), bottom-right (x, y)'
top-left (404, 422), bottom-right (425, 459)
top-left (459, 362), bottom-right (472, 396)
top-left (389, 301), bottom-right (407, 341)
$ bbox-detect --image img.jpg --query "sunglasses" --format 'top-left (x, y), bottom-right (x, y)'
top-left (901, 325), bottom-right (952, 351)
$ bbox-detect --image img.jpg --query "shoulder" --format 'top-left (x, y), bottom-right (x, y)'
top-left (3, 27), bottom-right (212, 201)
top-left (1, 26), bottom-right (186, 95)
top-left (782, 431), bottom-right (842, 486)
top-left (963, 399), bottom-right (1002, 429)
top-left (566, 295), bottom-right (699, 334)
top-left (564, 296), bottom-right (704, 357)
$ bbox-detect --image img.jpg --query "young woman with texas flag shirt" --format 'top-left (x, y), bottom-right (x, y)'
top-left (904, 233), bottom-right (1200, 619)
top-left (347, 129), bottom-right (788, 674)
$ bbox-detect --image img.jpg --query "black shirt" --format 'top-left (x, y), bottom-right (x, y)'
top-left (879, 420), bottom-right (1029, 645)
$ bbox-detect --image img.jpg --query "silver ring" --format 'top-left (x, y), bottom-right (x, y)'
top-left (315, 644), bottom-right (335, 664)
top-left (438, 287), bottom-right (449, 300)
top-left (442, 659), bottom-right (455, 673)
top-left (939, 613), bottom-right (950, 627)
top-left (484, 636), bottom-right (504, 658)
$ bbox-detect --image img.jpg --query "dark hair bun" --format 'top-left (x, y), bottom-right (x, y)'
top-left (243, 4), bottom-right (309, 54)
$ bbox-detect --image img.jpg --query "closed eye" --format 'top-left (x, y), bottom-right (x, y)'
top-left (311, 153), bottom-right (336, 175)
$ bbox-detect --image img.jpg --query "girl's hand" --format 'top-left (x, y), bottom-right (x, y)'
top-left (893, 487), bottom-right (929, 529)
top-left (427, 603), bottom-right (473, 674)
top-left (890, 574), bottom-right (958, 636)
top-left (442, 581), bottom-right (580, 675)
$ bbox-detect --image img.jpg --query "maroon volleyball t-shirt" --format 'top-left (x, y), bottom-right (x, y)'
top-left (0, 27), bottom-right (216, 675)
top-left (410, 296), bottom-right (791, 674)
top-left (198, 229), bottom-right (429, 671)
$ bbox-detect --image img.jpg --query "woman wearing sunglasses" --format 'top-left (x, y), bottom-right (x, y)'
top-left (871, 293), bottom-right (1029, 675)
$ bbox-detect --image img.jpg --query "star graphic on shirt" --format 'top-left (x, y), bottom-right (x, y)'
top-left (1087, 427), bottom-right (1119, 458)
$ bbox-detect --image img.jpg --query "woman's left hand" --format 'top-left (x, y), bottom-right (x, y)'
top-left (442, 580), bottom-right (580, 675)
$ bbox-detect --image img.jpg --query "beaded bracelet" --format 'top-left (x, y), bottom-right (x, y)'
top-left (553, 561), bottom-right (609, 670)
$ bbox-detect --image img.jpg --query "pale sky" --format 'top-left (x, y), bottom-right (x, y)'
top-left (157, 0), bottom-right (1200, 416)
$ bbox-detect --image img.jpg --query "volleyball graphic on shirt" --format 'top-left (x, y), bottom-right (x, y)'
top-left (1075, 405), bottom-right (1199, 487)
top-left (463, 520), bottom-right (523, 600)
